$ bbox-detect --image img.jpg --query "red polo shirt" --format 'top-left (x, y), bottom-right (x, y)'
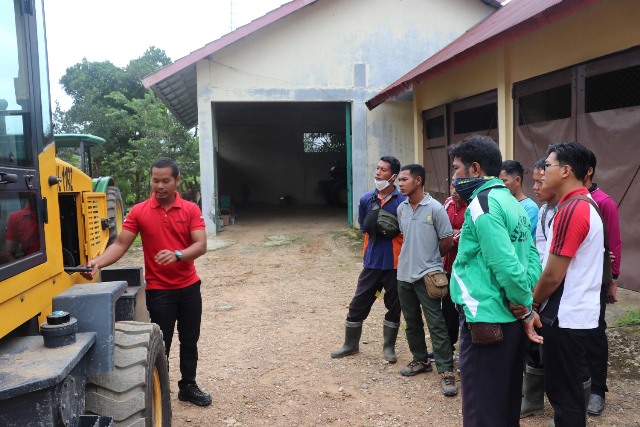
top-left (123, 192), bottom-right (205, 290)
top-left (442, 197), bottom-right (467, 274)
top-left (5, 204), bottom-right (39, 256)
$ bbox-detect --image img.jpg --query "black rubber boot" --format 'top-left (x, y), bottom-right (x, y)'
top-left (382, 320), bottom-right (400, 363)
top-left (520, 365), bottom-right (545, 418)
top-left (330, 321), bottom-right (362, 358)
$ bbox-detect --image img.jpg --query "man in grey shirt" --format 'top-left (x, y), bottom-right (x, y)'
top-left (396, 164), bottom-right (456, 396)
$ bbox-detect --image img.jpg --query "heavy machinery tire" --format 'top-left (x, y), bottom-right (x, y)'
top-left (106, 186), bottom-right (124, 245)
top-left (85, 321), bottom-right (172, 427)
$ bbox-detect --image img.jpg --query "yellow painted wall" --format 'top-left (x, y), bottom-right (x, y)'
top-left (412, 0), bottom-right (640, 160)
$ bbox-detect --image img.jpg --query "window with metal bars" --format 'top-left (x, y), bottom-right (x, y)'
top-left (518, 84), bottom-right (571, 125)
top-left (425, 115), bottom-right (445, 139)
top-left (586, 64), bottom-right (640, 113)
top-left (453, 103), bottom-right (497, 134)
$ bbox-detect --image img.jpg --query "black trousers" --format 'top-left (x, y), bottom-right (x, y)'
top-left (542, 322), bottom-right (590, 427)
top-left (442, 274), bottom-right (459, 351)
top-left (347, 268), bottom-right (400, 323)
top-left (459, 319), bottom-right (525, 427)
top-left (586, 284), bottom-right (609, 396)
top-left (524, 340), bottom-right (544, 369)
top-left (146, 281), bottom-right (202, 389)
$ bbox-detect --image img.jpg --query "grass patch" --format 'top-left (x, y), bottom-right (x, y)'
top-left (263, 234), bottom-right (305, 247)
top-left (331, 227), bottom-right (364, 253)
top-left (613, 308), bottom-right (640, 327)
top-left (126, 235), bottom-right (143, 250)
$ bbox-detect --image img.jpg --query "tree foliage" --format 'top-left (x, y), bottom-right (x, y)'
top-left (303, 132), bottom-right (346, 153)
top-left (54, 48), bottom-right (200, 206)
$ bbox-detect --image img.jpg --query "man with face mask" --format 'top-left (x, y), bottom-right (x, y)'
top-left (331, 156), bottom-right (405, 363)
top-left (448, 135), bottom-right (542, 426)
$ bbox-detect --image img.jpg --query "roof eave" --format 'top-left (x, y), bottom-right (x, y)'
top-left (366, 0), bottom-right (600, 110)
top-left (142, 0), bottom-right (318, 89)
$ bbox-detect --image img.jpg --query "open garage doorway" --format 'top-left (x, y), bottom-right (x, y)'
top-left (213, 102), bottom-right (351, 225)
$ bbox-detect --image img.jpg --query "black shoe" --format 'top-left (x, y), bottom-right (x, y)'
top-left (427, 352), bottom-right (435, 362)
top-left (400, 360), bottom-right (433, 376)
top-left (587, 393), bottom-right (605, 415)
top-left (178, 384), bottom-right (212, 406)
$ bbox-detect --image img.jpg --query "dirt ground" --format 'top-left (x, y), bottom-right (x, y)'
top-left (118, 206), bottom-right (640, 426)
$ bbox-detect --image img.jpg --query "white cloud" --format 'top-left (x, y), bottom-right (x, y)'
top-left (45, 0), bottom-right (286, 110)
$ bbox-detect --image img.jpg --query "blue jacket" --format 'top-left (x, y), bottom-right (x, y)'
top-left (358, 187), bottom-right (406, 270)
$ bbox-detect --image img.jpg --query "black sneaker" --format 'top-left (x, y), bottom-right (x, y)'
top-left (427, 352), bottom-right (435, 362)
top-left (178, 384), bottom-right (212, 406)
top-left (440, 371), bottom-right (458, 396)
top-left (400, 360), bottom-right (433, 376)
top-left (587, 394), bottom-right (605, 415)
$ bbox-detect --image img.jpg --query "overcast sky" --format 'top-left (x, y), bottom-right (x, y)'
top-left (44, 0), bottom-right (287, 110)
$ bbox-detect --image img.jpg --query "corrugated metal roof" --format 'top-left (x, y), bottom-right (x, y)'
top-left (365, 0), bottom-right (601, 110)
top-left (142, 0), bottom-right (318, 128)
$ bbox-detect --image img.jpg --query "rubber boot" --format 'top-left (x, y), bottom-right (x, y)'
top-left (330, 321), bottom-right (362, 358)
top-left (584, 379), bottom-right (592, 425)
top-left (520, 365), bottom-right (545, 418)
top-left (382, 320), bottom-right (400, 363)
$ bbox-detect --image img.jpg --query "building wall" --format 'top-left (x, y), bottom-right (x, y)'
top-left (196, 0), bottom-right (494, 230)
top-left (409, 0), bottom-right (640, 290)
top-left (413, 0), bottom-right (640, 158)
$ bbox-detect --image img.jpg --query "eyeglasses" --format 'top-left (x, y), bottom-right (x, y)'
top-left (543, 163), bottom-right (563, 171)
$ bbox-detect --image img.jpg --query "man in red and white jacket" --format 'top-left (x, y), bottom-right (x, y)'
top-left (526, 142), bottom-right (604, 426)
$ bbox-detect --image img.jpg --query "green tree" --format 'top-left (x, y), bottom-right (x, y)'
top-left (56, 48), bottom-right (199, 206)
top-left (102, 92), bottom-right (199, 204)
top-left (303, 132), bottom-right (346, 153)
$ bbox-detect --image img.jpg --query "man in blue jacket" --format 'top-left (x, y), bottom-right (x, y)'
top-left (331, 156), bottom-right (406, 363)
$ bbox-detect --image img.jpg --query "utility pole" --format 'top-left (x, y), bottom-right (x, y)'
top-left (230, 0), bottom-right (235, 31)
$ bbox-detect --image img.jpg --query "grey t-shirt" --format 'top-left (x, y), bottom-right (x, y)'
top-left (397, 193), bottom-right (453, 282)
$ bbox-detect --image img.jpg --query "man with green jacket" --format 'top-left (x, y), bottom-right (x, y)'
top-left (449, 135), bottom-right (542, 427)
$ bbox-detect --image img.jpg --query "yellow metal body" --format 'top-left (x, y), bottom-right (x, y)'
top-left (0, 144), bottom-right (110, 339)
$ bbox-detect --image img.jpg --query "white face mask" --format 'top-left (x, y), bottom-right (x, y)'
top-left (374, 179), bottom-right (389, 192)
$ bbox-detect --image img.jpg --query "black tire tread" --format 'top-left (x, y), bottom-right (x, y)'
top-left (106, 186), bottom-right (124, 246)
top-left (85, 321), bottom-right (171, 426)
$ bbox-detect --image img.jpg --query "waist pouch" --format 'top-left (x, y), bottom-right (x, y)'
top-left (423, 271), bottom-right (449, 299)
top-left (468, 322), bottom-right (504, 346)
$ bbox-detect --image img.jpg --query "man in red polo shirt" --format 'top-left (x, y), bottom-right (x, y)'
top-left (86, 157), bottom-right (210, 406)
top-left (442, 184), bottom-right (466, 354)
top-left (2, 197), bottom-right (39, 261)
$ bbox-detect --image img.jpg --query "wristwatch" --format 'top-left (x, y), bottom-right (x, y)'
top-left (174, 250), bottom-right (183, 261)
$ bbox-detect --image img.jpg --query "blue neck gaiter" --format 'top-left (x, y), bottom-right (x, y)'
top-left (452, 176), bottom-right (494, 202)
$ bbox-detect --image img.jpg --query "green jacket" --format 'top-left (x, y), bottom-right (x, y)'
top-left (450, 179), bottom-right (541, 323)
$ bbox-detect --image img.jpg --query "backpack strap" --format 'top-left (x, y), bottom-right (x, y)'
top-left (556, 195), bottom-right (609, 252)
top-left (370, 191), bottom-right (380, 211)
